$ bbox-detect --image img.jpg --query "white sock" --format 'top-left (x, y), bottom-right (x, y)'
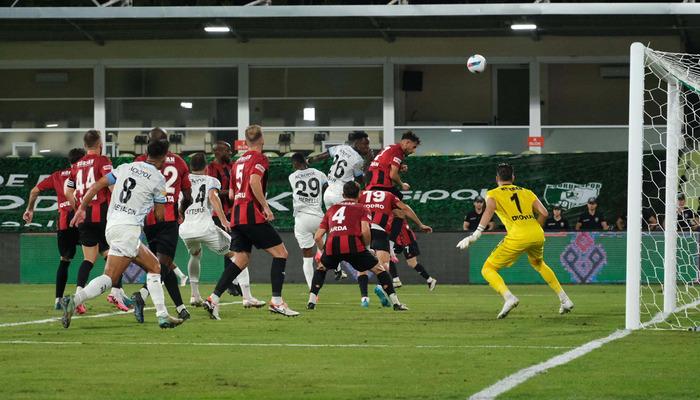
top-left (173, 267), bottom-right (186, 280)
top-left (272, 296), bottom-right (283, 305)
top-left (188, 253), bottom-right (201, 298)
top-left (146, 273), bottom-right (168, 318)
top-left (504, 290), bottom-right (515, 300)
top-left (139, 286), bottom-right (150, 301)
top-left (176, 304), bottom-right (186, 313)
top-left (308, 293), bottom-right (318, 304)
top-left (235, 268), bottom-right (253, 300)
top-left (75, 286), bottom-right (83, 294)
top-left (210, 293), bottom-right (220, 304)
top-left (55, 297), bottom-right (61, 304)
top-left (109, 287), bottom-right (120, 298)
top-left (302, 257), bottom-right (314, 289)
top-left (388, 293), bottom-right (400, 306)
top-left (74, 275), bottom-right (112, 306)
top-left (558, 291), bottom-right (569, 302)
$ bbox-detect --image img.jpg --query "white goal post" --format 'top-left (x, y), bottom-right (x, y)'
top-left (626, 42), bottom-right (700, 330)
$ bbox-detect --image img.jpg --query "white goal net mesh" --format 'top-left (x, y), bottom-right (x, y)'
top-left (641, 48), bottom-right (700, 330)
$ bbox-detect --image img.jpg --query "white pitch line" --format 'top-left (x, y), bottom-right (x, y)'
top-left (468, 298), bottom-right (700, 400)
top-left (0, 340), bottom-right (573, 351)
top-left (0, 301), bottom-right (241, 328)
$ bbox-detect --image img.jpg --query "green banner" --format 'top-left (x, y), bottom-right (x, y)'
top-left (0, 153), bottom-right (628, 232)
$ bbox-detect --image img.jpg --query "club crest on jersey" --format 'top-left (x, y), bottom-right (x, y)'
top-left (543, 182), bottom-right (601, 210)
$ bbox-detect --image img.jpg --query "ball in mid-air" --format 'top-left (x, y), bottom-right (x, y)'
top-left (467, 54), bottom-right (486, 73)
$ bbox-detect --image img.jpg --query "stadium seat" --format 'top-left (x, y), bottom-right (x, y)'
top-left (425, 151), bottom-right (441, 156)
top-left (282, 152), bottom-right (296, 157)
top-left (496, 151), bottom-right (513, 155)
top-left (521, 150), bottom-right (538, 155)
top-left (264, 151), bottom-right (280, 158)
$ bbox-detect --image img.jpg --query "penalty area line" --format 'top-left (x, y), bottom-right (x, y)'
top-left (0, 301), bottom-right (242, 328)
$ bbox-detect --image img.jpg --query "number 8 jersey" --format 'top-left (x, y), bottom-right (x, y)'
top-left (105, 161), bottom-right (167, 230)
top-left (288, 167), bottom-right (327, 218)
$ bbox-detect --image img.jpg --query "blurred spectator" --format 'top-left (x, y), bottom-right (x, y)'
top-left (613, 215), bottom-right (626, 231)
top-left (642, 209), bottom-right (661, 231)
top-left (463, 196), bottom-right (495, 232)
top-left (575, 197), bottom-right (609, 231)
top-left (677, 193), bottom-right (699, 232)
top-left (544, 205), bottom-right (570, 231)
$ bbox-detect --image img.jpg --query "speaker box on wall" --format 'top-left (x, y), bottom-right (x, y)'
top-left (402, 70), bottom-right (423, 91)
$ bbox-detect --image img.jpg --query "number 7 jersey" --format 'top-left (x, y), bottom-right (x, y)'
top-left (486, 184), bottom-right (543, 240)
top-left (288, 167), bottom-right (327, 218)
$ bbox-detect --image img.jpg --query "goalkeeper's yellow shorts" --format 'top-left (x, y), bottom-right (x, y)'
top-left (485, 236), bottom-right (544, 269)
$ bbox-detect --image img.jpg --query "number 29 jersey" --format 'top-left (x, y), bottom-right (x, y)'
top-left (288, 167), bottom-right (327, 218)
top-left (106, 161), bottom-right (167, 230)
top-left (486, 184), bottom-right (542, 241)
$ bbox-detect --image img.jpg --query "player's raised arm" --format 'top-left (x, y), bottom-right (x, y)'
top-left (532, 197), bottom-right (549, 226)
top-left (307, 151), bottom-right (330, 164)
top-left (396, 201), bottom-right (432, 233)
top-left (390, 163), bottom-right (409, 191)
top-left (209, 188), bottom-right (230, 231)
top-left (24, 175), bottom-right (52, 223)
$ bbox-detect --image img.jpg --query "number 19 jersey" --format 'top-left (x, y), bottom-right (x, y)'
top-left (486, 184), bottom-right (542, 241)
top-left (289, 167), bottom-right (327, 218)
top-left (179, 174), bottom-right (221, 238)
top-left (106, 161), bottom-right (167, 230)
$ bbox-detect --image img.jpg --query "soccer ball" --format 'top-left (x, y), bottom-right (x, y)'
top-left (467, 54), bottom-right (486, 73)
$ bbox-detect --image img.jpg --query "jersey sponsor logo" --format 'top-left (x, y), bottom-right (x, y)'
top-left (543, 182), bottom-right (602, 210)
top-left (128, 166), bottom-right (153, 180)
top-left (511, 214), bottom-right (535, 221)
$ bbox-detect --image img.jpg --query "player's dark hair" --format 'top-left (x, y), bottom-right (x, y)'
top-left (348, 130), bottom-right (368, 143)
top-left (147, 138), bottom-right (169, 159)
top-left (343, 181), bottom-right (360, 199)
top-left (149, 127), bottom-right (169, 142)
top-left (497, 163), bottom-right (514, 181)
top-left (290, 152), bottom-right (306, 166)
top-left (190, 152), bottom-right (207, 172)
top-left (215, 140), bottom-right (231, 150)
top-left (83, 129), bottom-right (101, 148)
top-left (67, 148), bottom-right (86, 164)
top-left (401, 131), bottom-right (421, 145)
top-left (245, 125), bottom-right (263, 144)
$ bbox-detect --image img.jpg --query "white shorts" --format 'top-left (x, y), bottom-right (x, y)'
top-left (106, 225), bottom-right (143, 259)
top-left (294, 213), bottom-right (323, 249)
top-left (180, 226), bottom-right (231, 256)
top-left (323, 187), bottom-right (344, 209)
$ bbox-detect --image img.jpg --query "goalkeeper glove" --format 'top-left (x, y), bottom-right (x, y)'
top-left (456, 225), bottom-right (485, 250)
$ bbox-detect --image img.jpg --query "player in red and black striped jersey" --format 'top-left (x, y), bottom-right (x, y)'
top-left (64, 130), bottom-right (114, 314)
top-left (308, 181), bottom-right (408, 311)
top-left (390, 219), bottom-right (438, 291)
top-left (24, 148), bottom-right (85, 309)
top-left (357, 188), bottom-right (432, 307)
top-left (203, 125), bottom-right (299, 318)
top-left (132, 128), bottom-right (193, 323)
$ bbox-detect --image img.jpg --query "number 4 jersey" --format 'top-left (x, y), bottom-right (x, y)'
top-left (105, 161), bottom-right (167, 230)
top-left (320, 201), bottom-right (370, 255)
top-left (486, 184), bottom-right (543, 240)
top-left (135, 152), bottom-right (191, 225)
top-left (179, 174), bottom-right (222, 237)
top-left (288, 167), bottom-right (327, 218)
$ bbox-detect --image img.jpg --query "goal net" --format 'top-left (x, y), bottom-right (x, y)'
top-left (627, 43), bottom-right (700, 330)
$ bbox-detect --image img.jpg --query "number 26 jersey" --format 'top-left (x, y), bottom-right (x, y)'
top-left (288, 167), bottom-right (327, 218)
top-left (486, 184), bottom-right (543, 240)
top-left (105, 161), bottom-right (167, 230)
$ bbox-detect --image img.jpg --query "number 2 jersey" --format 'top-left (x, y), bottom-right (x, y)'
top-left (289, 167), bottom-right (327, 218)
top-left (135, 152), bottom-right (190, 225)
top-left (326, 145), bottom-right (365, 193)
top-left (230, 150), bottom-right (269, 226)
top-left (66, 153), bottom-right (113, 224)
top-left (105, 161), bottom-right (167, 230)
top-left (179, 174), bottom-right (222, 238)
top-left (486, 184), bottom-right (543, 241)
top-left (320, 201), bottom-right (370, 255)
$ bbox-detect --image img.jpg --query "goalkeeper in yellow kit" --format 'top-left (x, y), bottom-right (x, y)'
top-left (456, 163), bottom-right (574, 319)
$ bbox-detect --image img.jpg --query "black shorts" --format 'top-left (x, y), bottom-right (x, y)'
top-left (57, 227), bottom-right (80, 259)
top-left (370, 228), bottom-right (390, 252)
top-left (230, 223), bottom-right (283, 253)
top-left (394, 240), bottom-right (420, 259)
top-left (321, 251), bottom-right (378, 272)
top-left (143, 221), bottom-right (179, 259)
top-left (367, 185), bottom-right (404, 200)
top-left (78, 221), bottom-right (108, 252)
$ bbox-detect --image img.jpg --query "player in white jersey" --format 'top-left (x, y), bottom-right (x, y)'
top-left (288, 153), bottom-right (328, 288)
top-left (60, 139), bottom-right (184, 329)
top-left (179, 153), bottom-right (265, 311)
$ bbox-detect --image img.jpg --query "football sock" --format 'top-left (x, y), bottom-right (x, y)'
top-left (76, 260), bottom-right (94, 288)
top-left (213, 259), bottom-right (243, 297)
top-left (139, 287), bottom-right (150, 301)
top-left (310, 269), bottom-right (328, 295)
top-left (529, 259), bottom-right (564, 295)
top-left (188, 253), bottom-right (201, 298)
top-left (272, 296), bottom-right (283, 305)
top-left (75, 274), bottom-right (112, 306)
top-left (482, 262), bottom-right (509, 297)
top-left (308, 292), bottom-right (318, 304)
top-left (162, 267), bottom-right (184, 308)
top-left (146, 272), bottom-right (168, 318)
top-left (302, 257), bottom-right (314, 289)
top-left (173, 266), bottom-right (186, 280)
top-left (358, 274), bottom-right (369, 297)
top-left (377, 271), bottom-right (396, 295)
top-left (113, 275), bottom-right (123, 289)
top-left (237, 268), bottom-right (252, 300)
top-left (210, 294), bottom-right (220, 304)
top-left (389, 261), bottom-right (398, 278)
top-left (271, 257), bottom-right (286, 297)
top-left (55, 260), bottom-right (70, 298)
top-left (414, 263), bottom-right (431, 280)
top-left (176, 304), bottom-right (186, 313)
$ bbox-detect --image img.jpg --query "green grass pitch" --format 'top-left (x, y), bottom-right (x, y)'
top-left (0, 283), bottom-right (698, 399)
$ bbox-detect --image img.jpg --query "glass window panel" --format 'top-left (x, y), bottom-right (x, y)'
top-left (395, 128), bottom-right (528, 156)
top-left (0, 100), bottom-right (93, 129)
top-left (0, 69), bottom-right (93, 99)
top-left (0, 130), bottom-right (86, 157)
top-left (250, 67), bottom-right (382, 98)
top-left (106, 67), bottom-right (237, 98)
top-left (106, 98), bottom-right (236, 128)
top-left (250, 98), bottom-right (382, 127)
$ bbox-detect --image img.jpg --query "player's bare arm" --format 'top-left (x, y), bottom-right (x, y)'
top-left (397, 201), bottom-right (432, 233)
top-left (70, 175), bottom-right (111, 227)
top-left (23, 185), bottom-right (42, 223)
top-left (314, 227), bottom-right (326, 250)
top-left (65, 186), bottom-right (77, 210)
top-left (249, 174), bottom-right (273, 221)
top-left (154, 202), bottom-right (165, 223)
top-left (307, 151), bottom-right (329, 164)
top-left (209, 189), bottom-right (230, 231)
top-left (532, 198), bottom-right (549, 226)
top-left (361, 220), bottom-right (371, 248)
top-left (180, 186), bottom-right (193, 220)
top-left (390, 164), bottom-right (409, 190)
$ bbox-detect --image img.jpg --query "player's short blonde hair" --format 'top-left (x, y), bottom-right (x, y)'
top-left (245, 125), bottom-right (263, 144)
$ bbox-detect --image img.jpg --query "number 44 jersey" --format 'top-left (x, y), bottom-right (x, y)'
top-left (106, 161), bottom-right (167, 230)
top-left (289, 167), bottom-right (328, 218)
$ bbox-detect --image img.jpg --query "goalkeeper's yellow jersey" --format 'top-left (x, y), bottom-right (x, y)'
top-left (486, 184), bottom-right (544, 241)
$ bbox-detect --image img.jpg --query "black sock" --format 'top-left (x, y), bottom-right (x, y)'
top-left (162, 266), bottom-right (184, 307)
top-left (389, 261), bottom-right (398, 278)
top-left (358, 274), bottom-right (369, 297)
top-left (224, 257), bottom-right (242, 295)
top-left (414, 263), bottom-right (430, 280)
top-left (310, 269), bottom-right (328, 296)
top-left (271, 257), bottom-right (286, 297)
top-left (76, 260), bottom-right (94, 288)
top-left (113, 274), bottom-right (123, 289)
top-left (214, 260), bottom-right (244, 297)
top-left (55, 260), bottom-right (70, 298)
top-left (390, 217), bottom-right (404, 242)
top-left (377, 271), bottom-right (396, 296)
